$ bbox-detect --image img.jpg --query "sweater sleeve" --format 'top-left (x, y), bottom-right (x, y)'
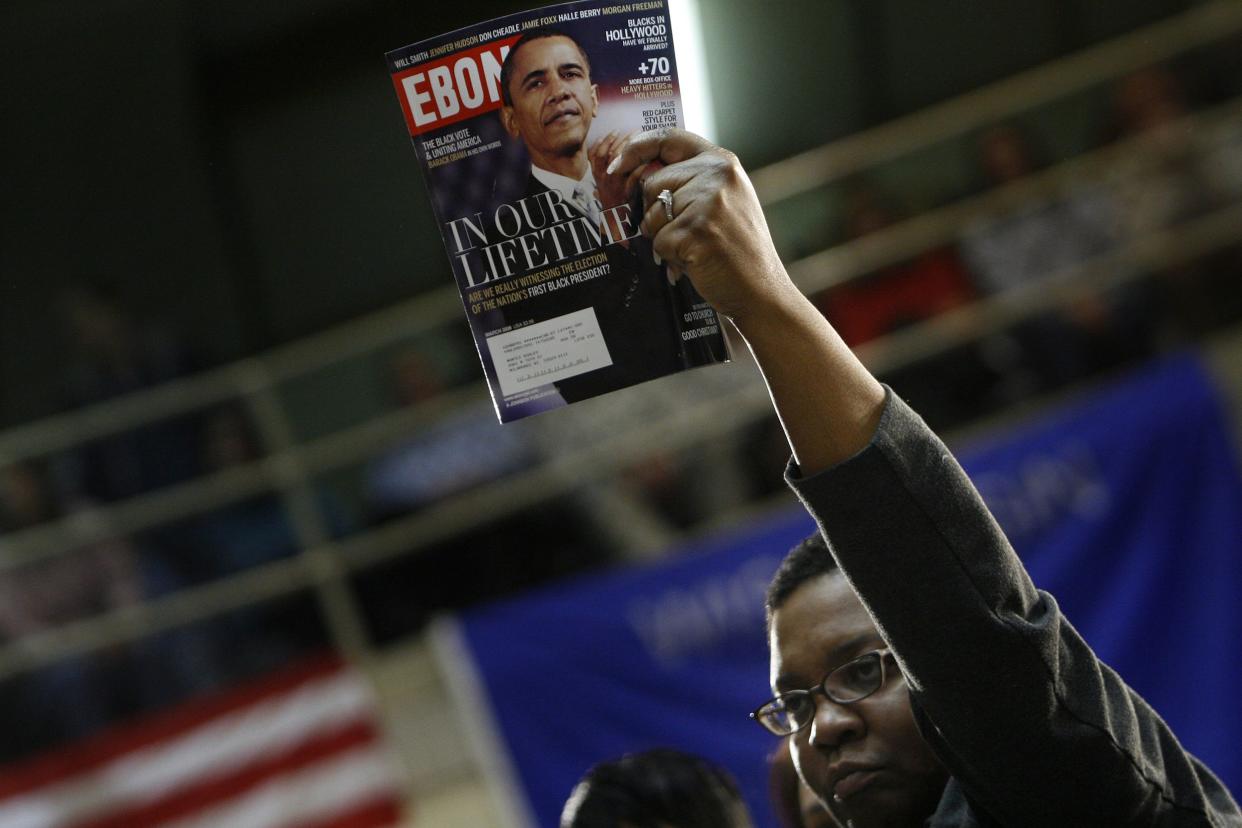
top-left (786, 387), bottom-right (1241, 827)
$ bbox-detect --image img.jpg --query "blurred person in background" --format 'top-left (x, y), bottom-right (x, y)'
top-left (607, 128), bottom-right (1240, 827)
top-left (57, 281), bottom-right (203, 503)
top-left (769, 739), bottom-right (839, 828)
top-left (960, 121), bottom-right (1146, 396)
top-left (560, 748), bottom-right (755, 828)
top-left (179, 403), bottom-right (346, 680)
top-left (0, 458), bottom-right (210, 759)
top-left (0, 458), bottom-right (141, 753)
top-left (1105, 64), bottom-right (1242, 339)
top-left (816, 182), bottom-right (975, 350)
top-left (814, 182), bottom-right (987, 429)
top-left (354, 344), bottom-right (612, 641)
top-left (364, 347), bottom-right (531, 521)
top-left (53, 281), bottom-right (211, 664)
top-left (189, 404), bottom-right (344, 577)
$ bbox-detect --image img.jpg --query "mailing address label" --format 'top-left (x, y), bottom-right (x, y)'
top-left (486, 308), bottom-right (613, 398)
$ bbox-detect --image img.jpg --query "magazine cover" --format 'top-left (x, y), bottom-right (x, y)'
top-left (386, 0), bottom-right (730, 422)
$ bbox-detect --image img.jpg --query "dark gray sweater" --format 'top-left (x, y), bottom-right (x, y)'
top-left (787, 389), bottom-right (1241, 827)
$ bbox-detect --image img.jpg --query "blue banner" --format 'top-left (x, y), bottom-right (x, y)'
top-left (456, 353), bottom-right (1242, 827)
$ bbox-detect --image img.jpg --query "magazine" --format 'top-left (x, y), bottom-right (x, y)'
top-left (386, 0), bottom-right (730, 422)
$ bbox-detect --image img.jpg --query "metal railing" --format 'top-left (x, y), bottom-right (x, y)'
top-left (749, 0), bottom-right (1242, 203)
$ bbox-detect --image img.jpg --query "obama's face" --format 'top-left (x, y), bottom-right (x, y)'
top-left (769, 572), bottom-right (947, 828)
top-left (501, 35), bottom-right (598, 168)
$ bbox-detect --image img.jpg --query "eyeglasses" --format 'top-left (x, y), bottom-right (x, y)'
top-left (751, 649), bottom-right (895, 736)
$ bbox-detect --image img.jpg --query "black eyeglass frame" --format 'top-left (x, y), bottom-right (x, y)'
top-left (750, 648), bottom-right (895, 736)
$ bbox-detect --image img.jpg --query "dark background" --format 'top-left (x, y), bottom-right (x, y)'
top-left (0, 0), bottom-right (1199, 429)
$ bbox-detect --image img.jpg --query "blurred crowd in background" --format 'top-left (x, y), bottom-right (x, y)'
top-left (813, 61), bottom-right (1242, 427)
top-left (2, 53), bottom-right (1241, 783)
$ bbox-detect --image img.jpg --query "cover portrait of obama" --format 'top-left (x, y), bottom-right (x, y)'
top-left (477, 27), bottom-right (687, 406)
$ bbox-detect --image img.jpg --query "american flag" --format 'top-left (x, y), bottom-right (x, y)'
top-left (0, 655), bottom-right (405, 828)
